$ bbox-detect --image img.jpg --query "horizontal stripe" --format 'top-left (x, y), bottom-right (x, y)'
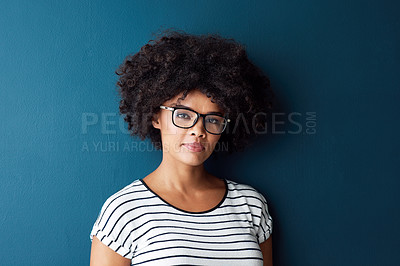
top-left (132, 254), bottom-right (263, 266)
top-left (125, 224), bottom-right (254, 245)
top-left (146, 230), bottom-right (255, 242)
top-left (108, 215), bottom-right (252, 237)
top-left (147, 237), bottom-right (258, 246)
top-left (134, 245), bottom-right (261, 258)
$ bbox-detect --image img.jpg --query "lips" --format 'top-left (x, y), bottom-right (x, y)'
top-left (182, 142), bottom-right (205, 152)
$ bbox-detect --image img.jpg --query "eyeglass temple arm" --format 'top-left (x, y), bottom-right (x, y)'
top-left (160, 106), bottom-right (174, 111)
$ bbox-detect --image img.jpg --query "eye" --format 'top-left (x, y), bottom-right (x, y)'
top-left (175, 110), bottom-right (194, 120)
top-left (206, 118), bottom-right (220, 124)
top-left (177, 113), bottom-right (191, 119)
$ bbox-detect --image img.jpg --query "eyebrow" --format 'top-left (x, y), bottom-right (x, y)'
top-left (172, 104), bottom-right (224, 115)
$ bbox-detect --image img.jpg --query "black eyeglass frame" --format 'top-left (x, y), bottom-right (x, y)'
top-left (159, 105), bottom-right (231, 135)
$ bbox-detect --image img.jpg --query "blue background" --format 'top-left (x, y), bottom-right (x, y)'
top-left (1, 0), bottom-right (399, 265)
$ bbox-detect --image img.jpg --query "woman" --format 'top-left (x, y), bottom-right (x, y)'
top-left (90, 29), bottom-right (275, 266)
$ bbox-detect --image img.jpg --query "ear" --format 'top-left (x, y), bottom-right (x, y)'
top-left (152, 113), bottom-right (161, 129)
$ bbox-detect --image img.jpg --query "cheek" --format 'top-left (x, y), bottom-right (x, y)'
top-left (160, 116), bottom-right (178, 134)
top-left (160, 127), bottom-right (186, 151)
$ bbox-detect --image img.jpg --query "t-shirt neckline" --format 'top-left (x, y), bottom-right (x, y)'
top-left (139, 178), bottom-right (228, 214)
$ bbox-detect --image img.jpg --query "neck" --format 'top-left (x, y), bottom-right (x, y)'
top-left (150, 154), bottom-right (211, 193)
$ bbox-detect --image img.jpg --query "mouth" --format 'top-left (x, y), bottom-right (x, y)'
top-left (182, 142), bottom-right (205, 152)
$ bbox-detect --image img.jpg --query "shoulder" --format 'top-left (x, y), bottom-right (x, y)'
top-left (94, 179), bottom-right (150, 225)
top-left (104, 179), bottom-right (146, 205)
top-left (90, 180), bottom-right (147, 259)
top-left (103, 179), bottom-right (145, 202)
top-left (101, 179), bottom-right (144, 205)
top-left (225, 179), bottom-right (273, 242)
top-left (90, 179), bottom-right (152, 240)
top-left (225, 178), bottom-right (268, 204)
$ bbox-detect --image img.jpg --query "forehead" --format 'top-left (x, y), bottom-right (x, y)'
top-left (165, 90), bottom-right (224, 113)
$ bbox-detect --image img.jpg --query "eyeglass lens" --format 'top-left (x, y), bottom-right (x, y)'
top-left (173, 109), bottom-right (226, 134)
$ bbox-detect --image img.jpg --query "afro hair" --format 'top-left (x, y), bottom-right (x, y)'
top-left (116, 29), bottom-right (275, 155)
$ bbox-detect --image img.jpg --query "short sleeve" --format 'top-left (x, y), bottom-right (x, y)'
top-left (256, 192), bottom-right (273, 244)
top-left (89, 194), bottom-right (134, 259)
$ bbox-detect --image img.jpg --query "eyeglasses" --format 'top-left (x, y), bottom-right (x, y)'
top-left (159, 105), bottom-right (231, 135)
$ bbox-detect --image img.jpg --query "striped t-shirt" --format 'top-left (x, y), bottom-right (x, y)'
top-left (90, 178), bottom-right (273, 265)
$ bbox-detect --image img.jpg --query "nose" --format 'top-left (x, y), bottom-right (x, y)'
top-left (189, 117), bottom-right (206, 137)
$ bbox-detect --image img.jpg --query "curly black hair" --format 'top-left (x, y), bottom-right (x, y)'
top-left (116, 29), bottom-right (275, 155)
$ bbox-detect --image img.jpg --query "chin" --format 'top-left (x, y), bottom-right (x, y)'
top-left (178, 151), bottom-right (211, 166)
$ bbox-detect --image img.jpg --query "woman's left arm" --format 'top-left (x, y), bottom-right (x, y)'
top-left (259, 236), bottom-right (273, 266)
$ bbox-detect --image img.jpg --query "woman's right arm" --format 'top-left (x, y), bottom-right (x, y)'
top-left (90, 236), bottom-right (131, 266)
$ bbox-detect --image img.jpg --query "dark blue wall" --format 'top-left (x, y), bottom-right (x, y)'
top-left (1, 0), bottom-right (399, 265)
